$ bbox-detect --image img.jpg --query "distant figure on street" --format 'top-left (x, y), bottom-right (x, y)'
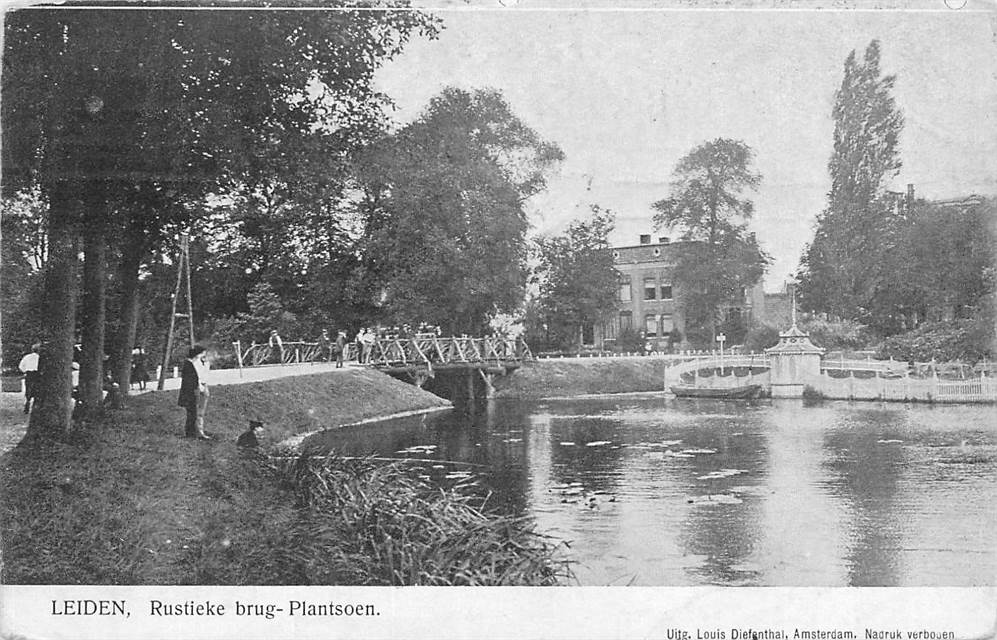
top-left (335, 331), bottom-right (347, 368)
top-left (178, 345), bottom-right (211, 440)
top-left (318, 329), bottom-right (332, 362)
top-left (18, 342), bottom-right (41, 415)
top-left (131, 347), bottom-right (150, 390)
top-left (268, 329), bottom-right (284, 364)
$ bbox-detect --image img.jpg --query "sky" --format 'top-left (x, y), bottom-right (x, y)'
top-left (374, 5), bottom-right (997, 291)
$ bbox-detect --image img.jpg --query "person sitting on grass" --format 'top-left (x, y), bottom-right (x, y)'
top-left (178, 345), bottom-right (212, 440)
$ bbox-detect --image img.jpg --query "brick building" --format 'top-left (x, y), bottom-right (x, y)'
top-left (592, 234), bottom-right (766, 351)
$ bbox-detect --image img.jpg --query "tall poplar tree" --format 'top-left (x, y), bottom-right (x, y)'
top-left (797, 40), bottom-right (905, 323)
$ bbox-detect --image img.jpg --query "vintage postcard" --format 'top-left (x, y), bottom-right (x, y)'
top-left (1, 1), bottom-right (994, 638)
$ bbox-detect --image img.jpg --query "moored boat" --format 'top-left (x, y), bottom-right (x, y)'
top-left (670, 384), bottom-right (762, 399)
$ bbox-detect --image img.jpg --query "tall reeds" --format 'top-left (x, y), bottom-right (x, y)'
top-left (274, 455), bottom-right (574, 586)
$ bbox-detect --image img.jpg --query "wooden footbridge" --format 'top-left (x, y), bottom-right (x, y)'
top-left (234, 335), bottom-right (533, 398)
top-left (366, 336), bottom-right (531, 372)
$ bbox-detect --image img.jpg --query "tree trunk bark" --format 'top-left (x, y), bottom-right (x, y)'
top-left (112, 233), bottom-right (143, 399)
top-left (28, 185), bottom-right (80, 437)
top-left (78, 217), bottom-right (107, 416)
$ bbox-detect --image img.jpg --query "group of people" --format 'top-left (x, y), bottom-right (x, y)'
top-left (17, 342), bottom-right (151, 416)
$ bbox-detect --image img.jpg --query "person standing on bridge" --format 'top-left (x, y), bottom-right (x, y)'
top-left (359, 328), bottom-right (375, 364)
top-left (335, 331), bottom-right (347, 368)
top-left (268, 329), bottom-right (284, 365)
top-left (318, 329), bottom-right (332, 362)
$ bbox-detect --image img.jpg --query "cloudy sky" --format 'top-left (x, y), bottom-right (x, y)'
top-left (375, 4), bottom-right (997, 291)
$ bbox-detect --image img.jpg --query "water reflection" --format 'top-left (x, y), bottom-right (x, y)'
top-left (303, 396), bottom-right (996, 586)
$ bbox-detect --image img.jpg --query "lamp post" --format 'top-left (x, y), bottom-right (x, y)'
top-left (717, 333), bottom-right (726, 374)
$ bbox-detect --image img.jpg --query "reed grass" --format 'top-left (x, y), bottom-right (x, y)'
top-left (273, 455), bottom-right (574, 586)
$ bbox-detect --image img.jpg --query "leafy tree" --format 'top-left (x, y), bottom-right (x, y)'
top-left (532, 206), bottom-right (618, 350)
top-left (1, 189), bottom-right (48, 369)
top-left (211, 282), bottom-right (298, 348)
top-left (907, 198), bottom-right (995, 323)
top-left (2, 8), bottom-right (436, 433)
top-left (356, 87), bottom-right (563, 334)
top-left (652, 138), bottom-right (769, 343)
top-left (797, 40), bottom-right (905, 323)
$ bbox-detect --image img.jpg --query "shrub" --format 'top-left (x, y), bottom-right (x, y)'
top-left (613, 327), bottom-right (644, 353)
top-left (875, 318), bottom-right (995, 364)
top-left (744, 323), bottom-right (780, 352)
top-left (801, 385), bottom-right (825, 401)
top-left (798, 316), bottom-right (872, 351)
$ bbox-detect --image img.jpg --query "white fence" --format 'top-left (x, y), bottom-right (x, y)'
top-left (813, 371), bottom-right (997, 403)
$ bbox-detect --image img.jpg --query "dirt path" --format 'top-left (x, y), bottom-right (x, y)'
top-left (0, 394), bottom-right (29, 455)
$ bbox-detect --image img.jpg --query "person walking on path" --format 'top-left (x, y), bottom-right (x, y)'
top-left (18, 342), bottom-right (41, 415)
top-left (268, 329), bottom-right (284, 365)
top-left (178, 345), bottom-right (212, 440)
top-left (335, 330), bottom-right (347, 368)
top-left (131, 347), bottom-right (150, 390)
top-left (318, 329), bottom-right (333, 362)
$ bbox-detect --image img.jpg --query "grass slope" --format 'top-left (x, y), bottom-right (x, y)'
top-left (495, 358), bottom-right (667, 398)
top-left (0, 369), bottom-right (450, 584)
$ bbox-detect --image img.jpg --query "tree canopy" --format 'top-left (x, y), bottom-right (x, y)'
top-left (355, 87), bottom-right (563, 334)
top-left (797, 40), bottom-right (905, 324)
top-left (2, 7), bottom-right (438, 433)
top-left (652, 138), bottom-right (768, 343)
top-left (531, 205), bottom-right (618, 350)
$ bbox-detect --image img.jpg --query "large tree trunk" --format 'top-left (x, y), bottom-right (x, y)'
top-left (77, 216), bottom-right (107, 416)
top-left (112, 225), bottom-right (144, 398)
top-left (28, 185), bottom-right (80, 437)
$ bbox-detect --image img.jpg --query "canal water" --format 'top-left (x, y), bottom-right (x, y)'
top-left (304, 395), bottom-right (996, 586)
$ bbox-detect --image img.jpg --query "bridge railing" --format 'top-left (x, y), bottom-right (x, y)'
top-left (232, 336), bottom-right (530, 369)
top-left (234, 341), bottom-right (355, 367)
top-left (366, 336), bottom-right (532, 368)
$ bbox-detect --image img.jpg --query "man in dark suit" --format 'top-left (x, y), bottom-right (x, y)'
top-left (178, 345), bottom-right (211, 440)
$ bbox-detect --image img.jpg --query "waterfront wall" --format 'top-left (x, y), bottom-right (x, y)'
top-left (493, 357), bottom-right (669, 398)
top-left (812, 371), bottom-right (997, 403)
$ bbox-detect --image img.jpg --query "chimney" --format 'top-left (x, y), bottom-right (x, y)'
top-left (658, 236), bottom-right (670, 244)
top-left (639, 234), bottom-right (651, 245)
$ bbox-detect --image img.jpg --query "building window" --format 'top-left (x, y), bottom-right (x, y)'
top-left (661, 314), bottom-right (674, 334)
top-left (619, 311), bottom-right (633, 330)
top-left (619, 277), bottom-right (631, 302)
top-left (643, 277), bottom-right (656, 300)
top-left (645, 315), bottom-right (658, 337)
top-left (661, 283), bottom-right (673, 300)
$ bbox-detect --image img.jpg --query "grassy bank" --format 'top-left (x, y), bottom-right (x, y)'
top-left (1, 369), bottom-right (567, 584)
top-left (494, 357), bottom-right (667, 398)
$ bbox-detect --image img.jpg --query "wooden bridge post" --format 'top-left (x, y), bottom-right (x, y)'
top-left (479, 369), bottom-right (495, 399)
top-left (233, 341), bottom-right (243, 378)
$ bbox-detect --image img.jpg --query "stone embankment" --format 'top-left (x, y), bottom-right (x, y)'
top-left (493, 357), bottom-right (669, 398)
